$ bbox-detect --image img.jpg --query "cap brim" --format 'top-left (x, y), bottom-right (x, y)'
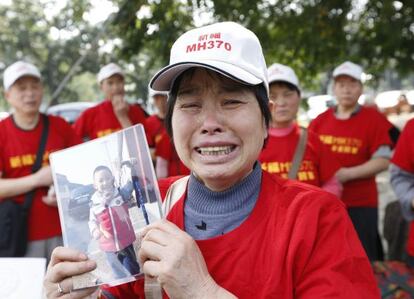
top-left (150, 61), bottom-right (263, 91)
top-left (333, 72), bottom-right (361, 82)
top-left (98, 71), bottom-right (124, 83)
top-left (268, 76), bottom-right (299, 90)
top-left (6, 73), bottom-right (41, 91)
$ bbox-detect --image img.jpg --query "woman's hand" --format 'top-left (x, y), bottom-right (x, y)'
top-left (42, 185), bottom-right (58, 207)
top-left (138, 220), bottom-right (235, 299)
top-left (43, 247), bottom-right (97, 298)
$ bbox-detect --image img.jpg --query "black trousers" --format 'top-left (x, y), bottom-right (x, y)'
top-left (348, 207), bottom-right (384, 261)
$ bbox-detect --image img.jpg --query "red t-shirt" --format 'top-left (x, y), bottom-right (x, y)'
top-left (391, 118), bottom-right (414, 256)
top-left (309, 106), bottom-right (392, 207)
top-left (0, 114), bottom-right (81, 241)
top-left (259, 124), bottom-right (340, 187)
top-left (155, 132), bottom-right (190, 177)
top-left (73, 100), bottom-right (147, 140)
top-left (105, 172), bottom-right (379, 298)
top-left (144, 115), bottom-right (165, 148)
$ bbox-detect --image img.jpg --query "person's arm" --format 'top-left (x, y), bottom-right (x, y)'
top-left (88, 198), bottom-right (102, 240)
top-left (119, 180), bottom-right (134, 201)
top-left (139, 219), bottom-right (237, 299)
top-left (156, 156), bottom-right (169, 178)
top-left (390, 163), bottom-right (414, 221)
top-left (336, 144), bottom-right (392, 183)
top-left (0, 166), bottom-right (52, 199)
top-left (336, 157), bottom-right (389, 183)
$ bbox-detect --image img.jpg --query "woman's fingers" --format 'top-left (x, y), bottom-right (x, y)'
top-left (44, 247), bottom-right (97, 298)
top-left (52, 259), bottom-right (96, 282)
top-left (53, 285), bottom-right (98, 299)
top-left (49, 246), bottom-right (88, 267)
top-left (141, 260), bottom-right (162, 278)
top-left (140, 219), bottom-right (183, 239)
top-left (142, 226), bottom-right (171, 246)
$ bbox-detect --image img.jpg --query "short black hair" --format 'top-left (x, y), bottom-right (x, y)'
top-left (164, 68), bottom-right (271, 139)
top-left (93, 165), bottom-right (112, 178)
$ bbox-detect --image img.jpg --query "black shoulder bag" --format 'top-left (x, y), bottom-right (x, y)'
top-left (0, 114), bottom-right (49, 257)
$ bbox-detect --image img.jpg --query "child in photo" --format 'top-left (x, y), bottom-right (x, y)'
top-left (88, 165), bottom-right (140, 279)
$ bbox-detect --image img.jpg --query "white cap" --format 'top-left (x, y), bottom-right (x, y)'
top-left (97, 63), bottom-right (124, 83)
top-left (333, 61), bottom-right (363, 82)
top-left (149, 88), bottom-right (168, 98)
top-left (3, 61), bottom-right (41, 91)
top-left (267, 63), bottom-right (300, 90)
top-left (149, 21), bottom-right (269, 96)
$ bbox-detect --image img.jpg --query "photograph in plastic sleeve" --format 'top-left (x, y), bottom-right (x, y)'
top-left (50, 124), bottom-right (163, 290)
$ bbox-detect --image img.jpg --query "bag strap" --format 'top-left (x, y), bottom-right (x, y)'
top-left (162, 175), bottom-right (190, 216)
top-left (144, 175), bottom-right (190, 299)
top-left (22, 114), bottom-right (50, 211)
top-left (288, 127), bottom-right (308, 180)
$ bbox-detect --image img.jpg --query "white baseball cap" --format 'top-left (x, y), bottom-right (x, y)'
top-left (97, 63), bottom-right (124, 83)
top-left (333, 61), bottom-right (363, 82)
top-left (149, 21), bottom-right (269, 96)
top-left (149, 88), bottom-right (168, 98)
top-left (3, 61), bottom-right (41, 91)
top-left (267, 63), bottom-right (300, 90)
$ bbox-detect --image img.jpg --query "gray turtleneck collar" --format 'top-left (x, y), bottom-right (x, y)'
top-left (184, 162), bottom-right (262, 240)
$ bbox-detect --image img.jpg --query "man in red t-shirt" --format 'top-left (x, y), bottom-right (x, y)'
top-left (0, 61), bottom-right (80, 261)
top-left (309, 61), bottom-right (393, 261)
top-left (145, 89), bottom-right (168, 162)
top-left (390, 118), bottom-right (414, 265)
top-left (73, 63), bottom-right (147, 141)
top-left (259, 63), bottom-right (342, 197)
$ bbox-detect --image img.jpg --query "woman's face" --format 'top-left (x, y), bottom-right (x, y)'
top-left (268, 82), bottom-right (300, 128)
top-left (172, 68), bottom-right (267, 191)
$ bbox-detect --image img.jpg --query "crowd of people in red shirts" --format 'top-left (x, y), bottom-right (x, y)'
top-left (2, 20), bottom-right (414, 299)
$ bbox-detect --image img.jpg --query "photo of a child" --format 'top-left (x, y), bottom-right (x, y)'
top-left (89, 165), bottom-right (140, 279)
top-left (50, 124), bottom-right (163, 289)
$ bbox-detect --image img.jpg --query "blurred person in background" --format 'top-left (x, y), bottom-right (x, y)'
top-left (145, 89), bottom-right (168, 162)
top-left (0, 61), bottom-right (80, 260)
top-left (390, 118), bottom-right (414, 266)
top-left (155, 130), bottom-right (190, 178)
top-left (309, 61), bottom-right (394, 261)
top-left (259, 63), bottom-right (342, 197)
top-left (73, 63), bottom-right (147, 141)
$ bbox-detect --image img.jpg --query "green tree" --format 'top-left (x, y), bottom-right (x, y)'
top-left (0, 0), bottom-right (106, 108)
top-left (111, 0), bottom-right (414, 93)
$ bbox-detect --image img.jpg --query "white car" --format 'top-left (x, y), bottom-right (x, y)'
top-left (47, 102), bottom-right (97, 124)
top-left (306, 95), bottom-right (336, 120)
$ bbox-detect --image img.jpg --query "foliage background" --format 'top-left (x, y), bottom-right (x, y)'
top-left (0, 0), bottom-right (413, 110)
